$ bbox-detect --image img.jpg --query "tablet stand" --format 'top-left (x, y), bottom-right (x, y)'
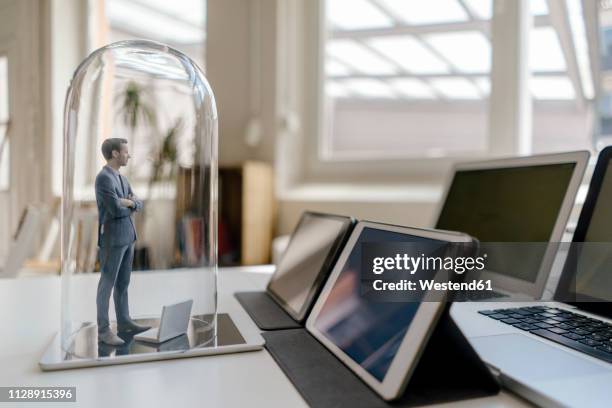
top-left (235, 291), bottom-right (301, 330)
top-left (263, 305), bottom-right (499, 407)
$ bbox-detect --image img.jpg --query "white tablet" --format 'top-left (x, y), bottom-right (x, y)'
top-left (305, 221), bottom-right (475, 401)
top-left (39, 313), bottom-right (264, 370)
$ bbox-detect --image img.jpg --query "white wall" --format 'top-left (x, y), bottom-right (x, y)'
top-left (277, 198), bottom-right (438, 235)
top-left (0, 0), bottom-right (594, 260)
top-left (0, 0), bottom-right (86, 261)
top-left (206, 0), bottom-right (277, 166)
top-left (0, 0), bottom-right (54, 260)
top-left (50, 0), bottom-right (87, 196)
top-left (202, 0), bottom-right (594, 241)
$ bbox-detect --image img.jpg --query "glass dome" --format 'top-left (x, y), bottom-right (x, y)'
top-left (59, 41), bottom-right (217, 361)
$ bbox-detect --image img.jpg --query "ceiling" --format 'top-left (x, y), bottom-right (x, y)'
top-left (324, 0), bottom-right (594, 102)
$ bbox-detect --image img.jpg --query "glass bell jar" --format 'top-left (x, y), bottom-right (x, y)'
top-left (42, 40), bottom-right (221, 369)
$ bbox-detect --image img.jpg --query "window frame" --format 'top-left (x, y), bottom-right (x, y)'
top-left (276, 0), bottom-right (596, 192)
top-left (0, 51), bottom-right (11, 193)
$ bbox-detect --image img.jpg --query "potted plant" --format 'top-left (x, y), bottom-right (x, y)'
top-left (115, 81), bottom-right (156, 269)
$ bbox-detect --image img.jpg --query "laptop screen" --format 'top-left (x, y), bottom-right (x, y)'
top-left (436, 163), bottom-right (576, 283)
top-left (267, 213), bottom-right (352, 320)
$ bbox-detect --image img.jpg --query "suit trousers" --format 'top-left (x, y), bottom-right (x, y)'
top-left (96, 243), bottom-right (135, 333)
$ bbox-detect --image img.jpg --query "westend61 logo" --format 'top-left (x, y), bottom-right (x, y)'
top-left (371, 253), bottom-right (487, 275)
top-left (360, 242), bottom-right (494, 300)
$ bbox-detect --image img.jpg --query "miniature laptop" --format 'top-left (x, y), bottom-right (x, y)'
top-left (135, 300), bottom-right (193, 344)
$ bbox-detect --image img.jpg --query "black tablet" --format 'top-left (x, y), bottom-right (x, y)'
top-left (267, 212), bottom-right (355, 322)
top-left (555, 146), bottom-right (612, 316)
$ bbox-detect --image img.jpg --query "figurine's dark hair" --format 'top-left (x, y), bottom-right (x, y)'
top-left (101, 138), bottom-right (128, 160)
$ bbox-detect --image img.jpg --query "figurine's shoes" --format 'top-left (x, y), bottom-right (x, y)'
top-left (117, 320), bottom-right (151, 334)
top-left (98, 330), bottom-right (125, 346)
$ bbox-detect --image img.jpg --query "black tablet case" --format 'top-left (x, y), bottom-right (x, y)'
top-left (263, 308), bottom-right (500, 407)
top-left (235, 291), bottom-right (301, 330)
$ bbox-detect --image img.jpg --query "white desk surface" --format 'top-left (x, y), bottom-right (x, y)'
top-left (0, 266), bottom-right (531, 408)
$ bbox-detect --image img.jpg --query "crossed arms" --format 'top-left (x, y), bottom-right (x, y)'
top-left (120, 184), bottom-right (143, 211)
top-left (96, 175), bottom-right (143, 219)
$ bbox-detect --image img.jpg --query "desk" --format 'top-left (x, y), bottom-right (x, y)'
top-left (0, 267), bottom-right (530, 408)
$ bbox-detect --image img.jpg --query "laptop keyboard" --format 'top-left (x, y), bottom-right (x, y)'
top-left (480, 306), bottom-right (612, 364)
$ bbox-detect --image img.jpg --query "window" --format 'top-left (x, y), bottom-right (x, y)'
top-left (105, 0), bottom-right (206, 67)
top-left (318, 0), bottom-right (595, 164)
top-left (52, 0), bottom-right (207, 196)
top-left (0, 55), bottom-right (8, 191)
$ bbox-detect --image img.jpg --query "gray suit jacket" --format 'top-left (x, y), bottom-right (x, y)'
top-left (95, 166), bottom-right (143, 248)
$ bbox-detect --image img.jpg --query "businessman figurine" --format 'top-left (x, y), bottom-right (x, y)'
top-left (95, 138), bottom-right (150, 346)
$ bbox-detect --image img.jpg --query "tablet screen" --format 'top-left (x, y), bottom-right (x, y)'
top-left (268, 213), bottom-right (352, 319)
top-left (567, 160), bottom-right (612, 302)
top-left (574, 160), bottom-right (612, 301)
top-left (311, 227), bottom-right (441, 381)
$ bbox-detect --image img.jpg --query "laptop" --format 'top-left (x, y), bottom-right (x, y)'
top-left (435, 151), bottom-right (589, 300)
top-left (235, 212), bottom-right (354, 330)
top-left (135, 300), bottom-right (193, 343)
top-left (452, 147), bottom-right (612, 407)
